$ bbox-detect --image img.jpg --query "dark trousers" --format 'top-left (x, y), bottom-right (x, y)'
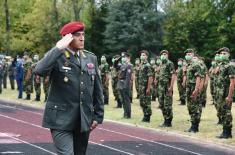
top-left (120, 88), bottom-right (131, 117)
top-left (16, 79), bottom-right (23, 98)
top-left (51, 129), bottom-right (90, 155)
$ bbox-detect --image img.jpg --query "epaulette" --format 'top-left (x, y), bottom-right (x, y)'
top-left (83, 50), bottom-right (95, 56)
top-left (64, 50), bottom-right (70, 59)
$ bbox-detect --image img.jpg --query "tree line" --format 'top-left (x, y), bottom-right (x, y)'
top-left (0, 0), bottom-right (234, 62)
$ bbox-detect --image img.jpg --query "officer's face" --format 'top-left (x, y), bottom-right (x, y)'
top-left (70, 31), bottom-right (85, 50)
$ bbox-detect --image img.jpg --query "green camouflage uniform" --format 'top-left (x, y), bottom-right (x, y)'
top-left (158, 59), bottom-right (175, 125)
top-left (100, 62), bottom-right (110, 105)
top-left (177, 64), bottom-right (186, 105)
top-left (150, 59), bottom-right (157, 101)
top-left (43, 75), bottom-right (50, 102)
top-left (216, 60), bottom-right (235, 135)
top-left (134, 62), bottom-right (141, 98)
top-left (199, 61), bottom-right (208, 107)
top-left (128, 62), bottom-right (134, 103)
top-left (32, 62), bottom-right (41, 101)
top-left (111, 66), bottom-right (119, 101)
top-left (185, 61), bottom-right (203, 131)
top-left (139, 60), bottom-right (153, 120)
top-left (209, 65), bottom-right (216, 104)
top-left (23, 60), bottom-right (33, 99)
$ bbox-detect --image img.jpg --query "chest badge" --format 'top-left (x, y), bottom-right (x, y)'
top-left (64, 76), bottom-right (69, 83)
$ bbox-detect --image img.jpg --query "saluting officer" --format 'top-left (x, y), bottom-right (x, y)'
top-left (34, 21), bottom-right (104, 154)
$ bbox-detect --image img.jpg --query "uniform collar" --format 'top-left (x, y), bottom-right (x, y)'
top-left (66, 48), bottom-right (80, 57)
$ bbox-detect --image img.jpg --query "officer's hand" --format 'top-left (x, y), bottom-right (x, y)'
top-left (225, 96), bottom-right (232, 105)
top-left (56, 33), bottom-right (74, 50)
top-left (90, 120), bottom-right (98, 131)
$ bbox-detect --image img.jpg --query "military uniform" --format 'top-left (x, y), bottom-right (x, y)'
top-left (158, 51), bottom-right (175, 127)
top-left (117, 61), bottom-right (132, 118)
top-left (134, 59), bottom-right (141, 99)
top-left (150, 58), bottom-right (157, 101)
top-left (139, 58), bottom-right (153, 122)
top-left (43, 75), bottom-right (50, 102)
top-left (99, 57), bottom-right (109, 105)
top-left (215, 48), bottom-right (235, 138)
top-left (0, 61), bottom-right (4, 93)
top-left (185, 55), bottom-right (203, 132)
top-left (209, 62), bottom-right (216, 105)
top-left (199, 60), bottom-right (208, 107)
top-left (177, 59), bottom-right (186, 105)
top-left (32, 62), bottom-right (41, 101)
top-left (23, 59), bottom-right (33, 100)
top-left (2, 60), bottom-right (8, 89)
top-left (34, 47), bottom-right (104, 154)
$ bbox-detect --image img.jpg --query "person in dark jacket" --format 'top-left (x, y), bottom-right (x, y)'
top-left (34, 21), bottom-right (104, 155)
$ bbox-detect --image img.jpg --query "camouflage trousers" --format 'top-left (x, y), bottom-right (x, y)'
top-left (43, 82), bottom-right (49, 101)
top-left (177, 81), bottom-right (186, 104)
top-left (186, 84), bottom-right (202, 124)
top-left (135, 77), bottom-right (140, 98)
top-left (103, 85), bottom-right (109, 105)
top-left (151, 83), bottom-right (157, 100)
top-left (210, 80), bottom-right (215, 102)
top-left (158, 84), bottom-right (173, 121)
top-left (34, 82), bottom-right (41, 96)
top-left (139, 93), bottom-right (152, 116)
top-left (23, 80), bottom-right (33, 94)
top-left (215, 88), bottom-right (232, 129)
top-left (199, 85), bottom-right (207, 107)
top-left (112, 78), bottom-right (119, 100)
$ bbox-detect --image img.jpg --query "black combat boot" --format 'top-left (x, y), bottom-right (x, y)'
top-left (35, 95), bottom-right (40, 101)
top-left (165, 119), bottom-right (172, 127)
top-left (142, 115), bottom-right (150, 123)
top-left (186, 123), bottom-right (198, 133)
top-left (217, 128), bottom-right (232, 139)
top-left (25, 94), bottom-right (31, 100)
top-left (217, 118), bottom-right (222, 125)
top-left (180, 100), bottom-right (186, 105)
top-left (159, 120), bottom-right (167, 127)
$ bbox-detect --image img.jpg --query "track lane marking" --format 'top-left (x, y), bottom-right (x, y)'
top-left (0, 132), bottom-right (56, 155)
top-left (0, 113), bottom-right (132, 155)
top-left (98, 127), bottom-right (204, 155)
top-left (0, 104), bottom-right (205, 155)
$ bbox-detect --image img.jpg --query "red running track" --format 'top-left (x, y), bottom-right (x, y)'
top-left (0, 100), bottom-right (234, 155)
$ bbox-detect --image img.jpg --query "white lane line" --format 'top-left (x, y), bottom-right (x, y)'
top-left (98, 127), bottom-right (204, 155)
top-left (0, 104), bottom-right (42, 116)
top-left (0, 104), bottom-right (204, 155)
top-left (0, 151), bottom-right (23, 154)
top-left (0, 113), bottom-right (133, 155)
top-left (89, 141), bottom-right (134, 155)
top-left (0, 132), bottom-right (56, 155)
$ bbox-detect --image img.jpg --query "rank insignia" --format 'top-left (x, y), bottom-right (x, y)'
top-left (64, 76), bottom-right (69, 82)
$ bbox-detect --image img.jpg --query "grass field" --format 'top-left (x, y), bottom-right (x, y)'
top-left (0, 80), bottom-right (234, 146)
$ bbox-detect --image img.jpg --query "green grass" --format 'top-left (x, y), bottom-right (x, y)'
top-left (0, 81), bottom-right (234, 146)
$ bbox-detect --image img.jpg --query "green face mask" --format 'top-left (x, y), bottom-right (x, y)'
top-left (101, 58), bottom-right (106, 64)
top-left (140, 55), bottom-right (145, 61)
top-left (160, 55), bottom-right (167, 61)
top-left (178, 61), bottom-right (183, 66)
top-left (121, 57), bottom-right (126, 64)
top-left (211, 61), bottom-right (216, 67)
top-left (220, 55), bottom-right (229, 61)
top-left (112, 58), bottom-right (115, 64)
top-left (185, 55), bottom-right (192, 61)
top-left (214, 55), bottom-right (220, 61)
top-left (150, 60), bottom-right (155, 65)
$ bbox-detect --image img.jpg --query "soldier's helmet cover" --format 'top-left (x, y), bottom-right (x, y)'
top-left (60, 21), bottom-right (85, 36)
top-left (217, 47), bottom-right (230, 54)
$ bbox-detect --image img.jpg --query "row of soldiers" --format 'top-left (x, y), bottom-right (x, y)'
top-left (99, 47), bottom-right (234, 139)
top-left (0, 53), bottom-right (50, 102)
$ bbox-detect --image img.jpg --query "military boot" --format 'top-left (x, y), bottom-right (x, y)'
top-left (25, 94), bottom-right (31, 100)
top-left (217, 128), bottom-right (232, 139)
top-left (186, 123), bottom-right (198, 133)
top-left (35, 95), bottom-right (40, 101)
top-left (142, 115), bottom-right (150, 123)
top-left (165, 119), bottom-right (172, 127)
top-left (159, 120), bottom-right (167, 127)
top-left (217, 118), bottom-right (222, 125)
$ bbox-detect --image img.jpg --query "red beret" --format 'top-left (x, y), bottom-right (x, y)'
top-left (60, 21), bottom-right (85, 36)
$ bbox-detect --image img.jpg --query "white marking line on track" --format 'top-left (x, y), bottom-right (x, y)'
top-left (0, 104), bottom-right (205, 155)
top-left (0, 151), bottom-right (23, 154)
top-left (0, 132), bottom-right (56, 155)
top-left (0, 104), bottom-right (42, 116)
top-left (98, 128), bottom-right (204, 155)
top-left (89, 141), bottom-right (134, 155)
top-left (0, 113), bottom-right (132, 155)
